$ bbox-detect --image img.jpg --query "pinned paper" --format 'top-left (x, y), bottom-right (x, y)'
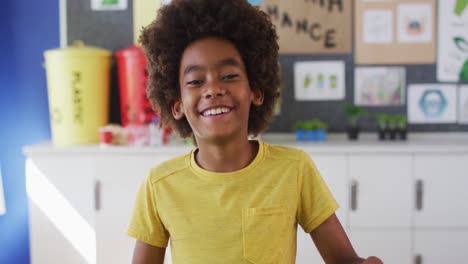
top-left (397, 3), bottom-right (433, 43)
top-left (294, 61), bottom-right (345, 101)
top-left (437, 0), bottom-right (468, 82)
top-left (408, 84), bottom-right (457, 124)
top-left (354, 67), bottom-right (405, 106)
top-left (363, 10), bottom-right (393, 44)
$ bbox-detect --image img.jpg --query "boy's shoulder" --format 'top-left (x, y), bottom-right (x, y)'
top-left (147, 152), bottom-right (191, 184)
top-left (263, 142), bottom-right (306, 162)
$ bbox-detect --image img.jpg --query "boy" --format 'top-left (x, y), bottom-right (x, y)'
top-left (127, 0), bottom-right (382, 263)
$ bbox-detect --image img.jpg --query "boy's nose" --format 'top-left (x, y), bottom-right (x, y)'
top-left (203, 81), bottom-right (226, 98)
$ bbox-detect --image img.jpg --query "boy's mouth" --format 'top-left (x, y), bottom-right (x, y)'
top-left (200, 107), bottom-right (232, 117)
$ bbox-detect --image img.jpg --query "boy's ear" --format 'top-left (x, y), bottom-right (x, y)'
top-left (251, 88), bottom-right (264, 106)
top-left (171, 100), bottom-right (185, 120)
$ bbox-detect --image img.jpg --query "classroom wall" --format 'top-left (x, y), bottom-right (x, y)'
top-left (0, 0), bottom-right (59, 263)
top-left (66, 1), bottom-right (468, 133)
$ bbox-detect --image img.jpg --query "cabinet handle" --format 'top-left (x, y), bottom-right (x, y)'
top-left (94, 180), bottom-right (101, 211)
top-left (351, 180), bottom-right (358, 211)
top-left (414, 254), bottom-right (422, 264)
top-left (416, 179), bottom-right (423, 211)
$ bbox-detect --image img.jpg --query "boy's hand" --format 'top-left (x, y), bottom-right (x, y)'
top-left (361, 256), bottom-right (383, 264)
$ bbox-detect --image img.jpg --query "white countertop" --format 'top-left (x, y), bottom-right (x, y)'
top-left (23, 132), bottom-right (468, 155)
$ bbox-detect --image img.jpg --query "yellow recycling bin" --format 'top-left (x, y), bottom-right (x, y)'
top-left (44, 41), bottom-right (112, 146)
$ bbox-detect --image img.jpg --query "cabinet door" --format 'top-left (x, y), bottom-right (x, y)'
top-left (94, 154), bottom-right (178, 264)
top-left (348, 229), bottom-right (412, 264)
top-left (27, 155), bottom-right (95, 264)
top-left (296, 154), bottom-right (347, 264)
top-left (296, 230), bottom-right (323, 264)
top-left (309, 154), bottom-right (348, 225)
top-left (413, 154), bottom-right (468, 227)
top-left (414, 230), bottom-right (468, 263)
top-left (349, 154), bottom-right (413, 228)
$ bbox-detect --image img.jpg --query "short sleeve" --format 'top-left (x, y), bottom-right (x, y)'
top-left (296, 151), bottom-right (339, 233)
top-left (127, 173), bottom-right (169, 248)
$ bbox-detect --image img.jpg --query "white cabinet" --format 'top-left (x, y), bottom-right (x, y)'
top-left (413, 154), bottom-right (468, 227)
top-left (94, 155), bottom-right (168, 264)
top-left (26, 155), bottom-right (95, 264)
top-left (24, 136), bottom-right (468, 264)
top-left (348, 229), bottom-right (412, 264)
top-left (348, 154), bottom-right (413, 228)
top-left (296, 154), bottom-right (348, 264)
top-left (413, 230), bottom-right (468, 264)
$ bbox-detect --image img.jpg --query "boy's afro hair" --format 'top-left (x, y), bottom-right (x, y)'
top-left (140, 0), bottom-right (280, 138)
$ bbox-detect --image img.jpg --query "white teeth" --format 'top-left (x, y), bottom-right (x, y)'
top-left (202, 107), bottom-right (230, 116)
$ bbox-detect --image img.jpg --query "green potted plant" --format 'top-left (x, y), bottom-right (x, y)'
top-left (387, 114), bottom-right (399, 140)
top-left (396, 114), bottom-right (408, 140)
top-left (303, 120), bottom-right (317, 141)
top-left (375, 113), bottom-right (389, 140)
top-left (293, 121), bottom-right (308, 141)
top-left (342, 103), bottom-right (368, 140)
top-left (315, 119), bottom-right (328, 142)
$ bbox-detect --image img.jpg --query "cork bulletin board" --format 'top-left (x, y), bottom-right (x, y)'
top-left (354, 0), bottom-right (437, 65)
top-left (67, 0), bottom-right (467, 133)
top-left (261, 0), bottom-right (352, 54)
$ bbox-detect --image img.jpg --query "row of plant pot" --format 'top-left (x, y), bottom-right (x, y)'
top-left (342, 103), bottom-right (408, 141)
top-left (292, 104), bottom-right (409, 142)
top-left (294, 119), bottom-right (328, 142)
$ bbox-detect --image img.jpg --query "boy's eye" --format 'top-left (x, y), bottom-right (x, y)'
top-left (187, 80), bottom-right (204, 86)
top-left (222, 74), bottom-right (239, 80)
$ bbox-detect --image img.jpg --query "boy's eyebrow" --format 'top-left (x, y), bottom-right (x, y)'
top-left (183, 58), bottom-right (241, 76)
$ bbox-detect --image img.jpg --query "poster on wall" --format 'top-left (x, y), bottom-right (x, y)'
top-left (354, 67), bottom-right (406, 106)
top-left (363, 9), bottom-right (393, 44)
top-left (355, 0), bottom-right (436, 64)
top-left (437, 0), bottom-right (468, 82)
top-left (397, 3), bottom-right (433, 43)
top-left (408, 84), bottom-right (457, 123)
top-left (0, 165), bottom-right (6, 215)
top-left (294, 61), bottom-right (345, 101)
top-left (458, 86), bottom-right (468, 124)
top-left (261, 0), bottom-right (352, 54)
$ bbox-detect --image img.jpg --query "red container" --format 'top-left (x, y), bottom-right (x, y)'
top-left (115, 45), bottom-right (154, 127)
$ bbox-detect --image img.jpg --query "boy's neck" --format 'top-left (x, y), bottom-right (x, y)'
top-left (194, 136), bottom-right (258, 173)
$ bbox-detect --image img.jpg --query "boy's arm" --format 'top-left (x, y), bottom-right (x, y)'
top-left (310, 213), bottom-right (383, 264)
top-left (132, 240), bottom-right (166, 264)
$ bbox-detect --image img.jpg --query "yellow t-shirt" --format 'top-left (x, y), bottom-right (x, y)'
top-left (127, 141), bottom-right (338, 264)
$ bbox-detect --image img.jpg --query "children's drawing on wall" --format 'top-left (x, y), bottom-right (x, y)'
top-left (363, 9), bottom-right (393, 43)
top-left (408, 84), bottom-right (457, 123)
top-left (354, 67), bottom-right (405, 106)
top-left (437, 0), bottom-right (468, 82)
top-left (294, 61), bottom-right (345, 101)
top-left (0, 165), bottom-right (6, 215)
top-left (458, 85), bottom-right (468, 124)
top-left (397, 3), bottom-right (433, 43)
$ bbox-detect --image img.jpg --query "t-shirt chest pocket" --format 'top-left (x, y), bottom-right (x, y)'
top-left (242, 205), bottom-right (288, 264)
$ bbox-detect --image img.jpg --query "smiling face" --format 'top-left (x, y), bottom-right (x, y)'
top-left (172, 37), bottom-right (264, 144)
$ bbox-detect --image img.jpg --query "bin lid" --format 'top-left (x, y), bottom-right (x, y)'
top-left (115, 45), bottom-right (145, 58)
top-left (44, 40), bottom-right (111, 58)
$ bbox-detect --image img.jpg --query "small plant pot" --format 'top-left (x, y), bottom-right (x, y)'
top-left (295, 130), bottom-right (306, 141)
top-left (398, 128), bottom-right (407, 140)
top-left (316, 129), bottom-right (327, 141)
top-left (347, 126), bottom-right (360, 140)
top-left (389, 128), bottom-right (397, 140)
top-left (377, 128), bottom-right (387, 140)
top-left (306, 130), bottom-right (316, 141)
